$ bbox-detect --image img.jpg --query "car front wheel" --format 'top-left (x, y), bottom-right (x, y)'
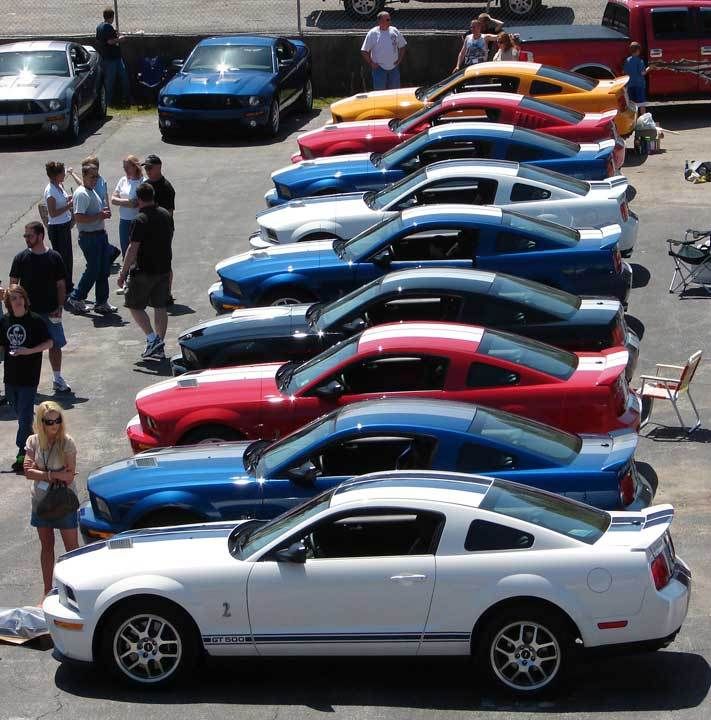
top-left (263, 287), bottom-right (315, 306)
top-left (100, 599), bottom-right (199, 687)
top-left (501, 0), bottom-right (541, 17)
top-left (266, 99), bottom-right (280, 137)
top-left (344, 0), bottom-right (385, 19)
top-left (299, 77), bottom-right (313, 112)
top-left (65, 101), bottom-right (80, 144)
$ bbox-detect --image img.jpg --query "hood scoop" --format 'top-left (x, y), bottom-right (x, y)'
top-left (108, 537), bottom-right (133, 550)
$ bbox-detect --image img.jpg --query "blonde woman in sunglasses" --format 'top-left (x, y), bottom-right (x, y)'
top-left (23, 400), bottom-right (78, 603)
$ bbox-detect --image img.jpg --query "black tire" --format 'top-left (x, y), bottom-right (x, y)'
top-left (134, 509), bottom-right (204, 529)
top-left (476, 605), bottom-right (574, 697)
top-left (94, 84), bottom-right (107, 121)
top-left (65, 101), bottom-right (80, 144)
top-left (501, 0), bottom-right (541, 18)
top-left (344, 0), bottom-right (385, 20)
top-left (99, 597), bottom-right (199, 688)
top-left (266, 99), bottom-right (280, 137)
top-left (298, 77), bottom-right (313, 112)
top-left (180, 425), bottom-right (242, 445)
top-left (261, 287), bottom-right (315, 306)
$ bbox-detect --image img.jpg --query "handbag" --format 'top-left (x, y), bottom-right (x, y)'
top-left (36, 481), bottom-right (79, 521)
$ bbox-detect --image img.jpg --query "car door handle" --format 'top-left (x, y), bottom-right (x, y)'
top-left (649, 48), bottom-right (663, 59)
top-left (390, 574), bottom-right (428, 582)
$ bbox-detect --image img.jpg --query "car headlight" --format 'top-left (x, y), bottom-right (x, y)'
top-left (48, 99), bottom-right (65, 111)
top-left (57, 581), bottom-right (79, 611)
top-left (160, 95), bottom-right (176, 107)
top-left (93, 495), bottom-right (112, 521)
top-left (248, 95), bottom-right (261, 106)
top-left (143, 415), bottom-right (158, 433)
top-left (276, 183), bottom-right (292, 199)
top-left (182, 347), bottom-right (199, 366)
top-left (222, 279), bottom-right (242, 298)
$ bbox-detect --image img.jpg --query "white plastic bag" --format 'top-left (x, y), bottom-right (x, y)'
top-left (0, 606), bottom-right (49, 644)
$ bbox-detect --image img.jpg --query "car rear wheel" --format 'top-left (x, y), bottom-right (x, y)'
top-left (100, 598), bottom-right (199, 688)
top-left (65, 101), bottom-right (80, 144)
top-left (501, 0), bottom-right (541, 18)
top-left (180, 425), bottom-right (243, 445)
top-left (344, 0), bottom-right (385, 20)
top-left (299, 77), bottom-right (313, 112)
top-left (476, 606), bottom-right (573, 696)
top-left (94, 84), bottom-right (107, 120)
top-left (266, 99), bottom-right (280, 137)
top-left (262, 287), bottom-right (315, 306)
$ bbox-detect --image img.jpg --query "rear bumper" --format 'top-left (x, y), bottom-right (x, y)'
top-left (208, 280), bottom-right (245, 313)
top-left (619, 211), bottom-right (639, 255)
top-left (617, 390), bottom-right (642, 431)
top-left (126, 413), bottom-right (160, 453)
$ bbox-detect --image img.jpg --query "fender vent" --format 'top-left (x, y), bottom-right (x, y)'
top-left (107, 537), bottom-right (133, 550)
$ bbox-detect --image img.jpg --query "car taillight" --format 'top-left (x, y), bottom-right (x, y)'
top-left (606, 157), bottom-right (615, 177)
top-left (613, 375), bottom-right (628, 415)
top-left (611, 315), bottom-right (626, 346)
top-left (613, 248), bottom-right (622, 274)
top-left (620, 200), bottom-right (629, 222)
top-left (650, 553), bottom-right (671, 591)
top-left (619, 465), bottom-right (635, 506)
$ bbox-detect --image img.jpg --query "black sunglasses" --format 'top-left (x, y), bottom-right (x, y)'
top-left (42, 417), bottom-right (63, 426)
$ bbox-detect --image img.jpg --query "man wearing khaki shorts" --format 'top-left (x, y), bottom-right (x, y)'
top-left (117, 183), bottom-right (174, 362)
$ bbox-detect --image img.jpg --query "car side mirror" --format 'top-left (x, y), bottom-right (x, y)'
top-left (287, 460), bottom-right (318, 485)
top-left (371, 249), bottom-right (392, 268)
top-left (76, 62), bottom-right (91, 73)
top-left (171, 59), bottom-right (184, 69)
top-left (342, 317), bottom-right (366, 333)
top-left (314, 380), bottom-right (344, 399)
top-left (275, 541), bottom-right (307, 563)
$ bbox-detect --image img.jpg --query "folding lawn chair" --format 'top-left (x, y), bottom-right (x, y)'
top-left (667, 229), bottom-right (711, 295)
top-left (136, 56), bottom-right (168, 107)
top-left (638, 350), bottom-right (703, 433)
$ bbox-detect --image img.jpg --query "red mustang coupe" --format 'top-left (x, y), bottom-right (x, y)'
top-left (126, 322), bottom-right (639, 452)
top-left (293, 91), bottom-right (625, 170)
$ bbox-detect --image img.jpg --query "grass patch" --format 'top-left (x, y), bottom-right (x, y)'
top-left (314, 97), bottom-right (339, 109)
top-left (107, 105), bottom-right (157, 117)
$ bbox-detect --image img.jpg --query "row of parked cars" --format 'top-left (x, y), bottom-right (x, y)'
top-left (45, 57), bottom-right (691, 696)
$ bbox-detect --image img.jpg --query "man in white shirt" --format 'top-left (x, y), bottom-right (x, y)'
top-left (360, 11), bottom-right (407, 91)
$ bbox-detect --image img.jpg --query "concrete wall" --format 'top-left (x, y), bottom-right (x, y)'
top-left (0, 33), bottom-right (461, 98)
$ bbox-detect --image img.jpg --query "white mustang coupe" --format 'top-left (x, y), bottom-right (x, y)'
top-left (251, 160), bottom-right (638, 255)
top-left (44, 472), bottom-right (690, 694)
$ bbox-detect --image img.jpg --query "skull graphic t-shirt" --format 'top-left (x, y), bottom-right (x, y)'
top-left (0, 311), bottom-right (50, 386)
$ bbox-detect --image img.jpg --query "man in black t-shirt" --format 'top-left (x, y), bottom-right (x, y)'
top-left (0, 285), bottom-right (53, 471)
top-left (118, 183), bottom-right (174, 362)
top-left (10, 221), bottom-right (71, 394)
top-left (96, 7), bottom-right (130, 106)
top-left (142, 154), bottom-right (176, 305)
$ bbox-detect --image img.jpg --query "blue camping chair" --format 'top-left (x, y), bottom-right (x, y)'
top-left (136, 56), bottom-right (168, 106)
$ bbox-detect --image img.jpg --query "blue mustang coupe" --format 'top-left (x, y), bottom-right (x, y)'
top-left (208, 205), bottom-right (631, 312)
top-left (158, 35), bottom-right (311, 138)
top-left (266, 122), bottom-right (617, 206)
top-left (79, 398), bottom-right (651, 540)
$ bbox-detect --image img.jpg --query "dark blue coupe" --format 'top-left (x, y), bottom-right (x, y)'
top-left (79, 398), bottom-right (651, 541)
top-left (158, 36), bottom-right (311, 138)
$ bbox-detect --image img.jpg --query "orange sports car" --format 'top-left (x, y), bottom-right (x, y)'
top-left (330, 62), bottom-right (636, 136)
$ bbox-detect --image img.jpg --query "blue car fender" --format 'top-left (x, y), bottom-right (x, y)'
top-left (125, 490), bottom-right (217, 528)
top-left (258, 272), bottom-right (314, 301)
top-left (303, 179), bottom-right (352, 196)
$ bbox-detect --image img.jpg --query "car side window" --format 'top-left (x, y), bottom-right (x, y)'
top-left (495, 232), bottom-right (539, 253)
top-left (276, 41), bottom-right (295, 63)
top-left (467, 361), bottom-right (520, 388)
top-left (391, 228), bottom-right (477, 261)
top-left (419, 140), bottom-right (493, 165)
top-left (298, 509), bottom-right (445, 558)
top-left (459, 75), bottom-right (520, 93)
top-left (457, 443), bottom-right (517, 472)
top-left (339, 355), bottom-right (449, 394)
top-left (463, 297), bottom-right (528, 326)
top-left (651, 8), bottom-right (691, 38)
top-left (367, 294), bottom-right (463, 324)
top-left (529, 80), bottom-right (562, 96)
top-left (509, 183), bottom-right (551, 202)
top-left (465, 519), bottom-right (534, 551)
top-left (412, 178), bottom-right (498, 207)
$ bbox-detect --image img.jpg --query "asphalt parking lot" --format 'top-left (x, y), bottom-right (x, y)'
top-left (0, 103), bottom-right (709, 718)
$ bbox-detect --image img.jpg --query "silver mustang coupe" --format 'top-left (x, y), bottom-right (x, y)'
top-left (0, 40), bottom-right (105, 143)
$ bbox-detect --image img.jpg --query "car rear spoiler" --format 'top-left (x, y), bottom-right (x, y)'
top-left (577, 223), bottom-right (621, 250)
top-left (593, 347), bottom-right (629, 385)
top-left (588, 175), bottom-right (628, 200)
top-left (594, 138), bottom-right (617, 158)
top-left (600, 429), bottom-right (638, 471)
top-left (608, 504), bottom-right (675, 549)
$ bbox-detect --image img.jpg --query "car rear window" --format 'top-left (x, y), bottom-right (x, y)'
top-left (0, 50), bottom-right (69, 77)
top-left (478, 329), bottom-right (578, 380)
top-left (516, 164), bottom-right (589, 196)
top-left (501, 209), bottom-right (580, 247)
top-left (489, 274), bottom-right (580, 319)
top-left (510, 127), bottom-right (580, 157)
top-left (519, 96), bottom-right (584, 124)
top-left (536, 66), bottom-right (597, 92)
top-left (470, 407), bottom-right (582, 464)
top-left (481, 480), bottom-right (610, 544)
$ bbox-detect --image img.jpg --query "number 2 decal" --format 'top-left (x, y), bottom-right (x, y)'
top-left (222, 602), bottom-right (231, 617)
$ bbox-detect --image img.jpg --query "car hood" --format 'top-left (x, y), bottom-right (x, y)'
top-left (216, 241), bottom-right (343, 280)
top-left (257, 192), bottom-right (372, 230)
top-left (271, 154), bottom-right (375, 187)
top-left (330, 88), bottom-right (421, 120)
top-left (165, 71), bottom-right (271, 96)
top-left (0, 73), bottom-right (69, 100)
top-left (298, 118), bottom-right (394, 144)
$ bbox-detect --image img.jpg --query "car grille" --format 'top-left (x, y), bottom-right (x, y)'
top-left (0, 100), bottom-right (44, 114)
top-left (174, 94), bottom-right (246, 110)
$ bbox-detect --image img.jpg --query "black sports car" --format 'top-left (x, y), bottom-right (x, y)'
top-left (172, 268), bottom-right (639, 380)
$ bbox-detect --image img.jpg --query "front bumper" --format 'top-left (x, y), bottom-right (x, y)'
top-left (43, 591), bottom-right (94, 663)
top-left (78, 500), bottom-right (116, 543)
top-left (264, 188), bottom-right (288, 207)
top-left (126, 413), bottom-right (160, 453)
top-left (249, 229), bottom-right (276, 250)
top-left (208, 280), bottom-right (245, 314)
top-left (291, 152), bottom-right (304, 163)
top-left (0, 109), bottom-right (71, 137)
top-left (158, 105), bottom-right (269, 131)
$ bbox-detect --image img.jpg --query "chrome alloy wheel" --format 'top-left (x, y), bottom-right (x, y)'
top-left (113, 613), bottom-right (182, 683)
top-left (490, 621), bottom-right (561, 691)
top-left (270, 296), bottom-right (303, 306)
top-left (506, 0), bottom-right (536, 15)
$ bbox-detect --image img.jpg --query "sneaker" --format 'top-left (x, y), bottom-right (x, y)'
top-left (141, 336), bottom-right (165, 360)
top-left (66, 297), bottom-right (87, 314)
top-left (116, 287), bottom-right (126, 295)
top-left (53, 376), bottom-right (72, 394)
top-left (12, 453), bottom-right (25, 473)
top-left (94, 302), bottom-right (118, 314)
top-left (145, 347), bottom-right (166, 362)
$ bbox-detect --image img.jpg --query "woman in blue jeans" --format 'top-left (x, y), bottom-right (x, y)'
top-left (111, 155), bottom-right (143, 260)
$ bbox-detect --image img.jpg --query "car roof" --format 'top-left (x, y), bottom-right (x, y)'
top-left (201, 35), bottom-right (276, 47)
top-left (357, 321), bottom-right (484, 355)
top-left (0, 40), bottom-right (70, 53)
top-left (443, 91), bottom-right (523, 105)
top-left (380, 266), bottom-right (497, 292)
top-left (425, 122), bottom-right (515, 138)
top-left (331, 470), bottom-right (494, 509)
top-left (399, 204), bottom-right (503, 224)
top-left (334, 397), bottom-right (477, 434)
top-left (424, 158), bottom-right (520, 180)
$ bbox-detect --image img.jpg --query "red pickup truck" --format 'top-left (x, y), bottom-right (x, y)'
top-left (512, 0), bottom-right (711, 99)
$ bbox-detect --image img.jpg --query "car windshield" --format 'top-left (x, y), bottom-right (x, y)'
top-left (511, 127), bottom-right (580, 157)
top-left (516, 164), bottom-right (589, 197)
top-left (184, 44), bottom-right (273, 73)
top-left (0, 51), bottom-right (69, 77)
top-left (379, 129), bottom-right (429, 169)
top-left (501, 210), bottom-right (580, 247)
top-left (285, 334), bottom-right (360, 395)
top-left (343, 214), bottom-right (403, 262)
top-left (238, 488), bottom-right (336, 558)
top-left (489, 274), bottom-right (580, 319)
top-left (393, 102), bottom-right (440, 133)
top-left (481, 479), bottom-right (610, 544)
top-left (537, 66), bottom-right (597, 91)
top-left (519, 96), bottom-right (584, 124)
top-left (470, 407), bottom-right (581, 464)
top-left (416, 68), bottom-right (465, 101)
top-left (369, 168), bottom-right (427, 210)
top-left (478, 329), bottom-right (578, 380)
top-left (316, 277), bottom-right (383, 331)
top-left (258, 412), bottom-right (338, 476)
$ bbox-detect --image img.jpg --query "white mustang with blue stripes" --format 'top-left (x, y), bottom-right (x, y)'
top-left (44, 471), bottom-right (690, 696)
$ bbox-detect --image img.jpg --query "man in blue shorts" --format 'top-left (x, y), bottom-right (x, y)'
top-left (10, 221), bottom-right (71, 394)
